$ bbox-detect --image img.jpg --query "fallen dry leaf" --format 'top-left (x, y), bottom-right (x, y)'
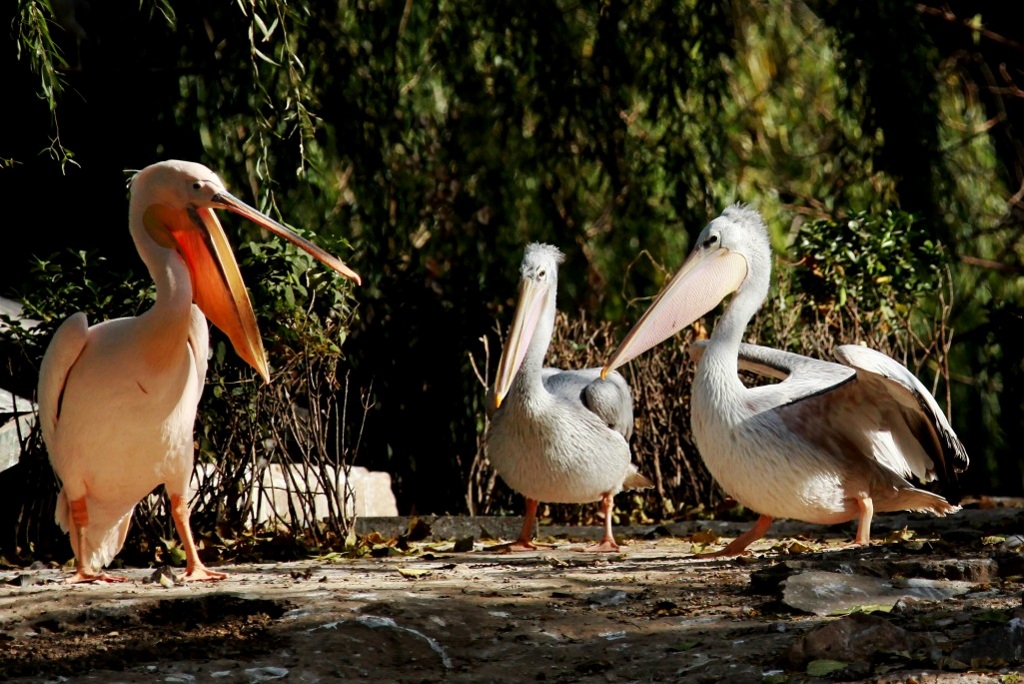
top-left (397, 567), bottom-right (432, 579)
top-left (688, 529), bottom-right (720, 545)
top-left (883, 527), bottom-right (916, 543)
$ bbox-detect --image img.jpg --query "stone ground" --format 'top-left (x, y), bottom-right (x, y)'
top-left (1, 505), bottom-right (1023, 683)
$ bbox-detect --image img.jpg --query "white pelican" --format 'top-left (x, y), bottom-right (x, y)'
top-left (37, 160), bottom-right (360, 583)
top-left (603, 205), bottom-right (968, 556)
top-left (486, 243), bottom-right (652, 552)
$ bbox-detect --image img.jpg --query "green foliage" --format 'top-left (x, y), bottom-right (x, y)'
top-left (16, 250), bottom-right (151, 325)
top-left (721, 3), bottom-right (899, 216)
top-left (0, 251), bottom-right (150, 397)
top-left (749, 210), bottom-right (958, 413)
top-left (794, 211), bottom-right (948, 321)
top-left (12, 0), bottom-right (73, 168)
top-left (239, 232), bottom-right (358, 356)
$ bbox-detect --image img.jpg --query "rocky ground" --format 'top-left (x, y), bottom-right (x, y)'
top-left (1, 504), bottom-right (1023, 683)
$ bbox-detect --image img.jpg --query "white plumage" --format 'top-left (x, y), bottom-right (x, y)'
top-left (38, 160), bottom-right (359, 582)
top-left (487, 243), bottom-right (652, 551)
top-left (605, 205), bottom-right (967, 555)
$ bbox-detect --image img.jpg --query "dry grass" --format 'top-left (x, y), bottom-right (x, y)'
top-left (133, 351), bottom-right (372, 558)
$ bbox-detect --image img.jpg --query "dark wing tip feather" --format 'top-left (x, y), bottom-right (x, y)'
top-left (837, 344), bottom-right (970, 497)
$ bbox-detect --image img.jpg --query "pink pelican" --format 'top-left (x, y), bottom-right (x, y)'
top-left (603, 205), bottom-right (968, 556)
top-left (38, 160), bottom-right (360, 583)
top-left (487, 243), bottom-right (652, 552)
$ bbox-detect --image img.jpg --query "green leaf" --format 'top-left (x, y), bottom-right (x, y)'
top-left (253, 13), bottom-right (278, 41)
top-left (806, 659), bottom-right (848, 676)
top-left (973, 610), bottom-right (1011, 623)
top-left (253, 47), bottom-right (282, 67)
top-left (828, 603), bottom-right (893, 617)
top-left (162, 540), bottom-right (187, 566)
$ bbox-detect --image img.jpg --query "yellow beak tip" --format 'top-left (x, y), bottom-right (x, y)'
top-left (256, 360), bottom-right (271, 384)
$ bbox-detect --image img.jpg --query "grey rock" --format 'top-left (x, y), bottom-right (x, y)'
top-left (357, 515), bottom-right (527, 541)
top-left (789, 613), bottom-right (918, 666)
top-left (586, 589), bottom-right (631, 606)
top-left (952, 615), bottom-right (1024, 667)
top-left (782, 570), bottom-right (972, 616)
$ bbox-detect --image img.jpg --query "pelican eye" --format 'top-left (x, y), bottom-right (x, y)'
top-left (703, 234), bottom-right (719, 248)
top-left (192, 181), bottom-right (202, 190)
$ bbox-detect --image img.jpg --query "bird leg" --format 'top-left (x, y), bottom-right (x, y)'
top-left (65, 496), bottom-right (128, 584)
top-left (506, 498), bottom-right (543, 551)
top-left (583, 492), bottom-right (620, 553)
top-left (170, 493), bottom-right (227, 581)
top-left (696, 514), bottom-right (774, 558)
top-left (853, 495), bottom-right (874, 545)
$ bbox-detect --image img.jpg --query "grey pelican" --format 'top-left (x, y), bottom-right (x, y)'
top-left (603, 205), bottom-right (968, 556)
top-left (486, 243), bottom-right (653, 552)
top-left (38, 160), bottom-right (360, 583)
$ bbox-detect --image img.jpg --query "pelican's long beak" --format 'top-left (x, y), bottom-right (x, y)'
top-left (602, 245), bottom-right (747, 377)
top-left (492, 278), bottom-right (547, 410)
top-left (143, 193), bottom-right (359, 384)
top-left (212, 191), bottom-right (362, 286)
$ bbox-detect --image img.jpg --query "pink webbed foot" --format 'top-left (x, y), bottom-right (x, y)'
top-left (169, 493), bottom-right (227, 582)
top-left (181, 565), bottom-right (228, 582)
top-left (505, 540), bottom-right (541, 552)
top-left (499, 497), bottom-right (548, 552)
top-left (579, 492), bottom-right (622, 553)
top-left (582, 538), bottom-right (620, 553)
top-left (65, 570), bottom-right (129, 584)
top-left (691, 514), bottom-right (774, 559)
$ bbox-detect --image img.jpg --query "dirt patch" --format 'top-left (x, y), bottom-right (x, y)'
top-left (1, 507), bottom-right (1022, 683)
top-left (2, 594), bottom-right (286, 680)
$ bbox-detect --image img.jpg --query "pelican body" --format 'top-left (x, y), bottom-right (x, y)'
top-left (486, 243), bottom-right (652, 552)
top-left (604, 205), bottom-right (967, 555)
top-left (38, 160), bottom-right (360, 583)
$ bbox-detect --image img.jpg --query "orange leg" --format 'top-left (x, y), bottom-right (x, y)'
top-left (65, 496), bottom-right (127, 584)
top-left (695, 514), bottom-right (774, 558)
top-left (583, 493), bottom-right (620, 553)
top-left (506, 498), bottom-right (542, 551)
top-left (170, 493), bottom-right (227, 581)
top-left (853, 495), bottom-right (874, 545)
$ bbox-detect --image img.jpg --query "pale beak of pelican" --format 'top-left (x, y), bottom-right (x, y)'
top-left (212, 191), bottom-right (362, 287)
top-left (602, 244), bottom-right (747, 377)
top-left (492, 277), bottom-right (547, 410)
top-left (143, 191), bottom-right (360, 384)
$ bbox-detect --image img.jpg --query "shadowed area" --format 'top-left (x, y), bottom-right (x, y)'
top-left (1, 506), bottom-right (1021, 682)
